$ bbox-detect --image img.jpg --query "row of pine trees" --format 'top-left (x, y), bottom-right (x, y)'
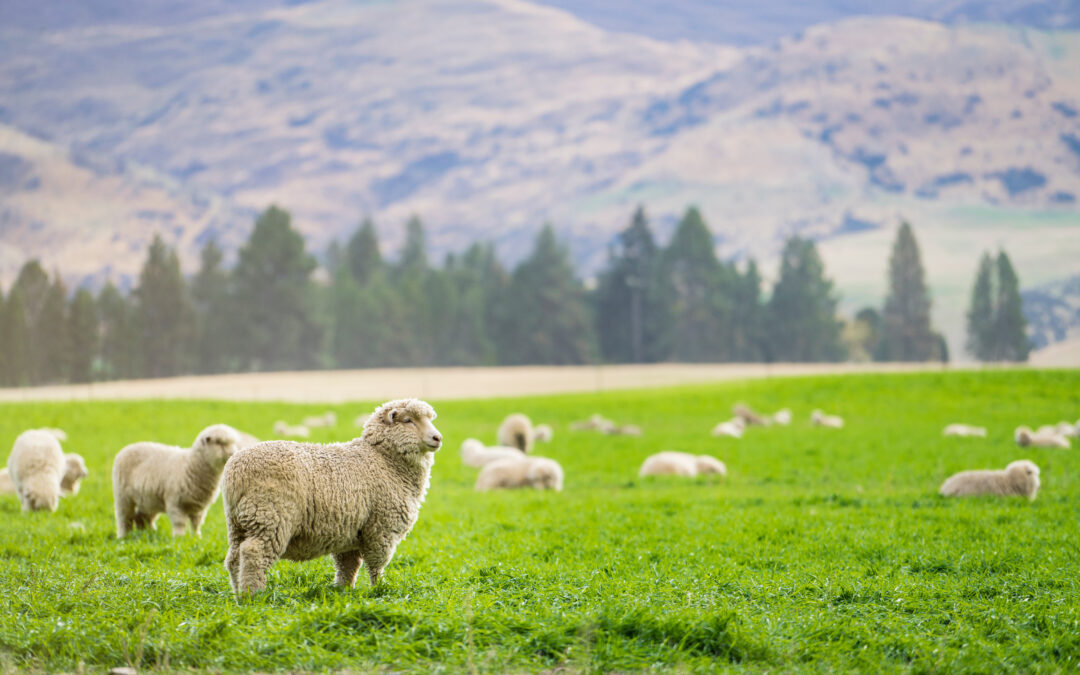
top-left (0, 205), bottom-right (1028, 386)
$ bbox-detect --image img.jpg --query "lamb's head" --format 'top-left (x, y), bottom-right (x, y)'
top-left (811, 409), bottom-right (824, 423)
top-left (1006, 459), bottom-right (1040, 499)
top-left (193, 424), bottom-right (242, 469)
top-left (527, 458), bottom-right (563, 491)
top-left (1014, 426), bottom-right (1033, 446)
top-left (366, 398), bottom-right (442, 457)
top-left (695, 455), bottom-right (727, 476)
top-left (61, 453), bottom-right (88, 494)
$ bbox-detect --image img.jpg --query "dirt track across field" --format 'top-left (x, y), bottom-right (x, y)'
top-left (0, 362), bottom-right (1036, 404)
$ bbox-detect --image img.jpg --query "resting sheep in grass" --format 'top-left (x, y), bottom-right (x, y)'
top-left (460, 438), bottom-right (526, 468)
top-left (1015, 426), bottom-right (1070, 449)
top-left (534, 424), bottom-right (554, 442)
top-left (497, 413), bottom-right (535, 453)
top-left (303, 412), bottom-right (337, 428)
top-left (638, 451), bottom-right (727, 478)
top-left (273, 421), bottom-right (310, 438)
top-left (570, 414), bottom-right (614, 432)
top-left (710, 418), bottom-right (745, 439)
top-left (112, 424), bottom-right (241, 537)
top-left (474, 456), bottom-right (563, 492)
top-left (811, 409), bottom-right (844, 429)
top-left (605, 424), bottom-right (643, 437)
top-left (6, 429), bottom-right (65, 511)
top-left (222, 398), bottom-right (442, 596)
top-left (939, 460), bottom-right (1040, 500)
top-left (943, 424), bottom-right (988, 438)
top-left (733, 403), bottom-right (770, 427)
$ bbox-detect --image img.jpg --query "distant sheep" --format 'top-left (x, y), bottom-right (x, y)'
top-left (811, 409), bottom-right (844, 429)
top-left (638, 451), bottom-right (727, 478)
top-left (534, 424), bottom-right (554, 442)
top-left (772, 408), bottom-right (793, 426)
top-left (112, 424), bottom-right (241, 537)
top-left (273, 421), bottom-right (311, 438)
top-left (1036, 422), bottom-right (1077, 439)
top-left (1015, 426), bottom-right (1070, 449)
top-left (939, 459), bottom-right (1040, 501)
top-left (497, 413), bottom-right (535, 454)
top-left (733, 403), bottom-right (770, 427)
top-left (7, 429), bottom-right (65, 512)
top-left (460, 438), bottom-right (525, 468)
top-left (474, 456), bottom-right (563, 492)
top-left (570, 414), bottom-right (614, 432)
top-left (710, 418), bottom-right (745, 439)
top-left (605, 424), bottom-right (643, 437)
top-left (60, 454), bottom-right (88, 495)
top-left (943, 424), bottom-right (987, 438)
top-left (222, 398), bottom-right (442, 595)
top-left (303, 412), bottom-right (337, 428)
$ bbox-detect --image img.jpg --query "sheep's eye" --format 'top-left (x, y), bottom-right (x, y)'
top-left (401, 417), bottom-right (412, 424)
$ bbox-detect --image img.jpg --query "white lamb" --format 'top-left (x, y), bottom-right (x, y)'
top-left (497, 413), bottom-right (535, 453)
top-left (112, 424), bottom-right (241, 537)
top-left (6, 429), bottom-right (65, 511)
top-left (638, 451), bottom-right (727, 478)
top-left (939, 459), bottom-right (1040, 500)
top-left (303, 412), bottom-right (337, 428)
top-left (460, 438), bottom-right (525, 468)
top-left (811, 409), bottom-right (844, 428)
top-left (273, 421), bottom-right (311, 437)
top-left (1015, 426), bottom-right (1070, 449)
top-left (710, 418), bottom-right (745, 439)
top-left (222, 398), bottom-right (442, 596)
top-left (474, 456), bottom-right (564, 492)
top-left (1, 452), bottom-right (85, 496)
top-left (943, 424), bottom-right (988, 438)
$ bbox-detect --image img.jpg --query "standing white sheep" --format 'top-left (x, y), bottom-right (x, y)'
top-left (811, 409), bottom-right (844, 428)
top-left (222, 398), bottom-right (443, 596)
top-left (460, 438), bottom-right (526, 467)
top-left (497, 413), bottom-right (535, 453)
top-left (943, 424), bottom-right (988, 438)
top-left (112, 424), bottom-right (241, 537)
top-left (939, 460), bottom-right (1040, 500)
top-left (6, 429), bottom-right (65, 511)
top-left (1015, 426), bottom-right (1070, 449)
top-left (474, 456), bottom-right (564, 492)
top-left (638, 451), bottom-right (727, 478)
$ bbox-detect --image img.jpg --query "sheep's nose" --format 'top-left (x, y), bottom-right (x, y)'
top-left (432, 433), bottom-right (443, 445)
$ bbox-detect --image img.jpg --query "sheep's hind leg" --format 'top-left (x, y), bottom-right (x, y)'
top-left (114, 495), bottom-right (136, 538)
top-left (189, 508), bottom-right (208, 537)
top-left (237, 537), bottom-right (282, 596)
top-left (360, 541), bottom-right (397, 586)
top-left (332, 550), bottom-right (363, 588)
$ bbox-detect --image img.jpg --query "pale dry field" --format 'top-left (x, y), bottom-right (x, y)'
top-left (0, 362), bottom-right (1022, 403)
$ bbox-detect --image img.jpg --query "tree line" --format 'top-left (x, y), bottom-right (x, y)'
top-left (0, 205), bottom-right (1029, 386)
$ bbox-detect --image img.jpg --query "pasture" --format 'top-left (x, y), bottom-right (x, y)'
top-left (1, 369), bottom-right (1078, 673)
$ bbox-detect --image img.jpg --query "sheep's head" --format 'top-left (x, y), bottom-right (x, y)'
top-left (194, 424), bottom-right (242, 469)
top-left (527, 459), bottom-right (563, 491)
top-left (1014, 426), bottom-right (1033, 446)
top-left (534, 424), bottom-right (553, 442)
top-left (366, 398), bottom-right (442, 458)
top-left (1006, 459), bottom-right (1040, 499)
top-left (61, 454), bottom-right (88, 493)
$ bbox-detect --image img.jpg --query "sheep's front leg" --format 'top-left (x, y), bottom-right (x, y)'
top-left (237, 537), bottom-right (282, 596)
top-left (166, 503), bottom-right (189, 537)
top-left (361, 541), bottom-right (397, 586)
top-left (332, 550), bottom-right (363, 588)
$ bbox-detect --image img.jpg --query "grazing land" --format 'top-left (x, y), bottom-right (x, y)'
top-left (0, 370), bottom-right (1078, 673)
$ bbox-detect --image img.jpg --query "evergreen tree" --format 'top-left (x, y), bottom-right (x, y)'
top-left (68, 288), bottom-right (99, 383)
top-left (766, 237), bottom-right (845, 362)
top-left (134, 235), bottom-right (195, 378)
top-left (0, 287), bottom-right (30, 385)
top-left (392, 216), bottom-right (435, 364)
top-left (662, 207), bottom-right (732, 362)
top-left (731, 260), bottom-right (766, 362)
top-left (37, 276), bottom-right (72, 383)
top-left (878, 222), bottom-right (938, 361)
top-left (441, 244), bottom-right (499, 365)
top-left (965, 253), bottom-right (995, 361)
top-left (345, 218), bottom-right (382, 284)
top-left (499, 225), bottom-right (595, 365)
top-left (595, 206), bottom-right (669, 363)
top-left (191, 240), bottom-right (234, 374)
top-left (99, 281), bottom-right (138, 379)
top-left (994, 251), bottom-right (1029, 362)
top-left (232, 206), bottom-right (323, 371)
top-left (11, 260), bottom-right (51, 383)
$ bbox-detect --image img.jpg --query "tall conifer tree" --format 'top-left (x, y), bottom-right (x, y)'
top-left (878, 222), bottom-right (938, 361)
top-left (69, 288), bottom-right (99, 383)
top-left (134, 235), bottom-right (194, 377)
top-left (766, 237), bottom-right (845, 362)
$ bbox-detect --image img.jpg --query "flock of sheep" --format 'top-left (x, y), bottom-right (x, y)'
top-left (2, 397), bottom-right (1074, 597)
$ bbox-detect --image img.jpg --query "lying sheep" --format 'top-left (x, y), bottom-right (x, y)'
top-left (733, 403), bottom-right (770, 427)
top-left (7, 429), bottom-right (65, 511)
top-left (273, 421), bottom-right (310, 438)
top-left (570, 414), bottom-right (614, 432)
top-left (943, 424), bottom-right (988, 438)
top-left (303, 412), bottom-right (337, 428)
top-left (112, 424), bottom-right (241, 537)
top-left (1036, 422), bottom-right (1077, 439)
top-left (772, 409), bottom-right (793, 426)
top-left (710, 418), bottom-right (745, 439)
top-left (811, 409), bottom-right (844, 428)
top-left (497, 413), bottom-right (535, 454)
top-left (474, 456), bottom-right (563, 492)
top-left (60, 454), bottom-right (88, 495)
top-left (534, 424), bottom-right (554, 442)
top-left (605, 424), bottom-right (643, 437)
top-left (939, 459), bottom-right (1040, 500)
top-left (222, 398), bottom-right (442, 596)
top-left (461, 438), bottom-right (525, 468)
top-left (1015, 426), bottom-right (1070, 449)
top-left (638, 451), bottom-right (727, 478)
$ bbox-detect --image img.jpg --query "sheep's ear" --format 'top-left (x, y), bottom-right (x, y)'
top-left (385, 408), bottom-right (399, 424)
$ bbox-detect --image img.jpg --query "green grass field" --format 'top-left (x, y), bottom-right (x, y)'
top-left (1, 370), bottom-right (1078, 673)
